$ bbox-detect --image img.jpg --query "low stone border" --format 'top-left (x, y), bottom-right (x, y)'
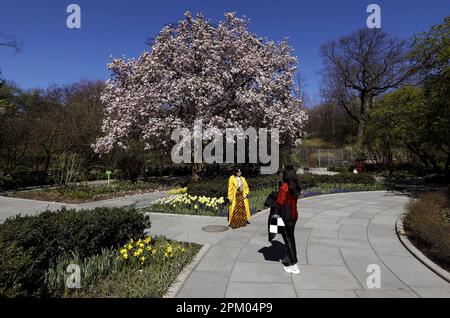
top-left (396, 214), bottom-right (450, 283)
top-left (163, 244), bottom-right (211, 298)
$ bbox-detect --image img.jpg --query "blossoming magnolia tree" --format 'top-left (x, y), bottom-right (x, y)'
top-left (94, 12), bottom-right (307, 179)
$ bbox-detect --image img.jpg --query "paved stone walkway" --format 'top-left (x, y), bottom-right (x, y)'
top-left (147, 191), bottom-right (450, 298)
top-left (0, 191), bottom-right (165, 223)
top-left (1, 190), bottom-right (449, 297)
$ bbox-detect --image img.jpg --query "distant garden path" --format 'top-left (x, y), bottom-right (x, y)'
top-left (0, 191), bottom-right (166, 223)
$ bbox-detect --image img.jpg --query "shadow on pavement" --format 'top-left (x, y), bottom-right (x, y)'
top-left (258, 240), bottom-right (286, 262)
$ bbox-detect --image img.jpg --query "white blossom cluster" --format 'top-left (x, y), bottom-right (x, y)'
top-left (93, 12), bottom-right (308, 154)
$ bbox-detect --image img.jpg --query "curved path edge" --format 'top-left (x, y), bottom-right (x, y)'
top-left (164, 244), bottom-right (212, 298)
top-left (396, 215), bottom-right (450, 283)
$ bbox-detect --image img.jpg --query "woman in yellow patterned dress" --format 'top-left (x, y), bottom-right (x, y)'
top-left (227, 168), bottom-right (251, 229)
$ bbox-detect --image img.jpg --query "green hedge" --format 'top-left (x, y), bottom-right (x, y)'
top-left (187, 173), bottom-right (376, 198)
top-left (0, 207), bottom-right (150, 297)
top-left (298, 173), bottom-right (376, 187)
top-left (187, 175), bottom-right (279, 198)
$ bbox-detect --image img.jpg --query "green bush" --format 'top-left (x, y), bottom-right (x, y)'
top-left (298, 173), bottom-right (376, 188)
top-left (0, 207), bottom-right (150, 297)
top-left (327, 165), bottom-right (349, 173)
top-left (304, 183), bottom-right (384, 193)
top-left (0, 241), bottom-right (35, 297)
top-left (187, 174), bottom-right (279, 198)
top-left (187, 173), bottom-right (375, 198)
top-left (187, 177), bottom-right (228, 198)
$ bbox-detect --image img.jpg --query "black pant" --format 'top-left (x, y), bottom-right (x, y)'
top-left (281, 219), bottom-right (298, 265)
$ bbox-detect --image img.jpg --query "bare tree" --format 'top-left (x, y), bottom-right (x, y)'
top-left (0, 31), bottom-right (22, 89)
top-left (0, 31), bottom-right (22, 53)
top-left (320, 29), bottom-right (411, 143)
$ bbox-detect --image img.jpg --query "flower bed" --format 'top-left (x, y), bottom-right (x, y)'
top-left (12, 180), bottom-right (173, 204)
top-left (146, 183), bottom-right (385, 217)
top-left (0, 206), bottom-right (201, 298)
top-left (46, 236), bottom-right (200, 298)
top-left (151, 193), bottom-right (226, 216)
top-left (0, 207), bottom-right (151, 297)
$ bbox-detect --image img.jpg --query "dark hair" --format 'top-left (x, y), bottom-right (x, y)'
top-left (282, 165), bottom-right (301, 198)
top-left (233, 167), bottom-right (241, 175)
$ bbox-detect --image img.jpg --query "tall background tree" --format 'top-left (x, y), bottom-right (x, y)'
top-left (94, 12), bottom-right (308, 180)
top-left (0, 80), bottom-right (105, 188)
top-left (305, 102), bottom-right (357, 147)
top-left (364, 16), bottom-right (450, 176)
top-left (410, 16), bottom-right (450, 175)
top-left (320, 29), bottom-right (411, 143)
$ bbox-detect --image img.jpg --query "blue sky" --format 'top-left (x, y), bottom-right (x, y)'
top-left (0, 0), bottom-right (448, 102)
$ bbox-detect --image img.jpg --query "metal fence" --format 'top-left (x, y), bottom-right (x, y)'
top-left (294, 148), bottom-right (353, 168)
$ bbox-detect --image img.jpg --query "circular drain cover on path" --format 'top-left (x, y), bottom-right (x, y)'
top-left (202, 225), bottom-right (229, 232)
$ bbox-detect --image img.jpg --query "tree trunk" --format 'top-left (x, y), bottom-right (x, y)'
top-left (356, 120), bottom-right (365, 145)
top-left (191, 163), bottom-right (204, 182)
top-left (43, 148), bottom-right (51, 173)
top-left (444, 154), bottom-right (450, 178)
top-left (356, 93), bottom-right (369, 145)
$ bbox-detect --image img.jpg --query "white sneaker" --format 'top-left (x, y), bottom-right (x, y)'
top-left (283, 263), bottom-right (300, 275)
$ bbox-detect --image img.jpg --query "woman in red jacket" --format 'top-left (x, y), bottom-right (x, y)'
top-left (277, 165), bottom-right (301, 275)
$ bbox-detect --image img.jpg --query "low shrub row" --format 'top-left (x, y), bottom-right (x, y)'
top-left (327, 165), bottom-right (349, 173)
top-left (0, 207), bottom-right (150, 297)
top-left (187, 173), bottom-right (377, 198)
top-left (186, 174), bottom-right (279, 198)
top-left (142, 164), bottom-right (261, 179)
top-left (302, 182), bottom-right (385, 194)
top-left (298, 173), bottom-right (376, 187)
top-left (404, 189), bottom-right (450, 271)
top-left (0, 171), bottom-right (53, 191)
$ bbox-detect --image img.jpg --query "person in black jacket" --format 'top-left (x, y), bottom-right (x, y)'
top-left (276, 166), bottom-right (301, 275)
